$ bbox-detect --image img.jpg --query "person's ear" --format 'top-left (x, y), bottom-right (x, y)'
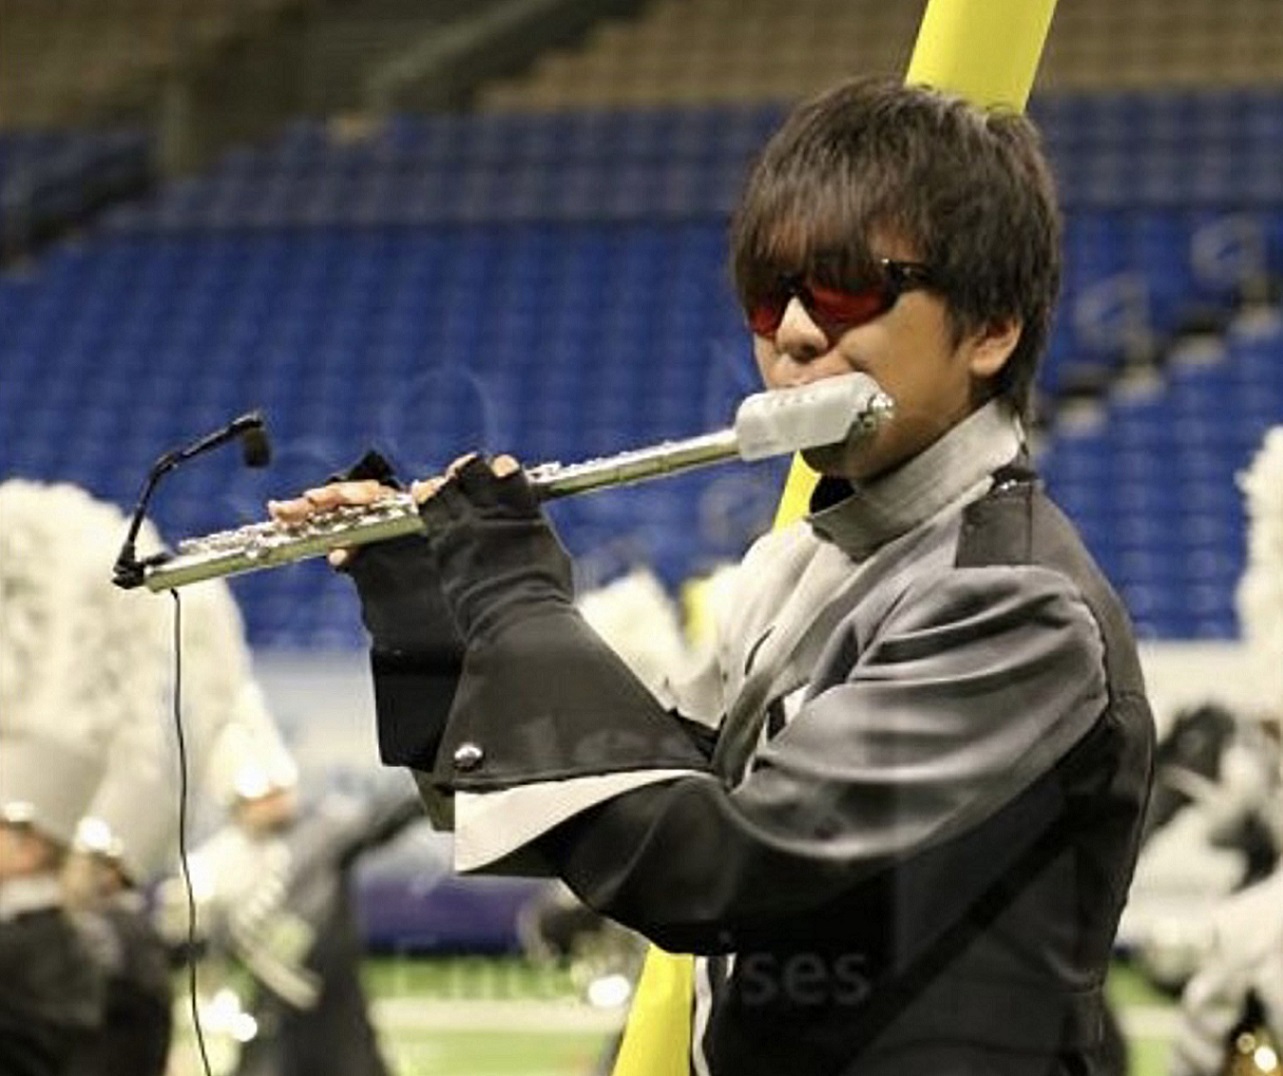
top-left (966, 317), bottom-right (1022, 379)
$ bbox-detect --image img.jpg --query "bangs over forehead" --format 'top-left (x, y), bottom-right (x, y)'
top-left (731, 86), bottom-right (920, 302)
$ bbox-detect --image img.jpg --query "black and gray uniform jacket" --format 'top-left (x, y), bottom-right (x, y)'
top-left (360, 402), bottom-right (1156, 1076)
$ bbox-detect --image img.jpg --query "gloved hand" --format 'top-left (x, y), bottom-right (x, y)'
top-left (326, 450), bottom-right (465, 770)
top-left (325, 451), bottom-right (460, 654)
top-left (419, 455), bottom-right (574, 643)
top-left (412, 455), bottom-right (709, 794)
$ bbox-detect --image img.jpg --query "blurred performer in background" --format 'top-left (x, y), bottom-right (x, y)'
top-left (0, 478), bottom-right (297, 1076)
top-left (277, 77), bottom-right (1155, 1076)
top-left (0, 803), bottom-right (102, 1076)
top-left (161, 774), bottom-right (422, 1076)
top-left (1169, 427), bottom-right (1283, 1076)
top-left (1170, 870), bottom-right (1283, 1076)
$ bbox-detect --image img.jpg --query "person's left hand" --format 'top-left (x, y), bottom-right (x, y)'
top-left (268, 450), bottom-right (462, 653)
top-left (268, 476), bottom-right (395, 570)
top-left (413, 453), bottom-right (574, 642)
top-left (269, 452), bottom-right (472, 770)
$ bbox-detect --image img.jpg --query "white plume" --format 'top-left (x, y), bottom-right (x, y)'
top-left (1236, 427), bottom-right (1283, 714)
top-left (0, 480), bottom-right (169, 744)
top-left (577, 567), bottom-right (689, 698)
top-left (0, 479), bottom-right (294, 879)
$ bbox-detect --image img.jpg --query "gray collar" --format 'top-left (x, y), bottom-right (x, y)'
top-left (808, 401), bottom-right (1025, 561)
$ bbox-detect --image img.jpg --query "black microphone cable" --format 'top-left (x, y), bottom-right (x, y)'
top-left (110, 410), bottom-right (272, 1074)
top-left (170, 588), bottom-right (215, 1076)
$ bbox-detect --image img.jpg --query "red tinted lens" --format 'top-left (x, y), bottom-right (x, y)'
top-left (747, 295), bottom-right (788, 336)
top-left (804, 281), bottom-right (893, 331)
top-left (747, 279), bottom-right (894, 338)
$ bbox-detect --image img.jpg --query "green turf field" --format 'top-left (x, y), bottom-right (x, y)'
top-left (1110, 961), bottom-right (1179, 1076)
top-left (367, 957), bottom-right (619, 1076)
top-left (170, 957), bottom-right (1178, 1076)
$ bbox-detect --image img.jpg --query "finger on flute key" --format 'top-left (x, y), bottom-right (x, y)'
top-left (410, 476), bottom-right (446, 504)
top-left (267, 479), bottom-right (388, 524)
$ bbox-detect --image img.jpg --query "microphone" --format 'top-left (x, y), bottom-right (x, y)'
top-left (112, 411), bottom-right (272, 589)
top-left (240, 423), bottom-right (272, 469)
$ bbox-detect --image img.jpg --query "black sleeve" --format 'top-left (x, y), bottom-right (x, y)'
top-left (429, 604), bottom-right (713, 790)
top-left (443, 567), bottom-right (1113, 962)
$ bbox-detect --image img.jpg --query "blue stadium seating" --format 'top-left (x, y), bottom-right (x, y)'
top-left (1038, 314), bottom-right (1283, 639)
top-left (4, 91), bottom-right (1283, 645)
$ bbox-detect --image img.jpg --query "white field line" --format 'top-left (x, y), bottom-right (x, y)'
top-left (373, 996), bottom-right (626, 1034)
top-left (392, 1062), bottom-right (581, 1076)
top-left (375, 996), bottom-right (1177, 1040)
top-left (385, 1040), bottom-right (592, 1076)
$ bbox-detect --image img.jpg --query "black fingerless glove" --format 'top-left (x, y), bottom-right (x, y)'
top-left (419, 457), bottom-right (575, 643)
top-left (416, 459), bottom-right (707, 792)
top-left (330, 450), bottom-right (464, 770)
top-left (344, 532), bottom-right (457, 656)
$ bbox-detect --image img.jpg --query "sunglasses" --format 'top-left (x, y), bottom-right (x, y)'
top-left (745, 259), bottom-right (937, 339)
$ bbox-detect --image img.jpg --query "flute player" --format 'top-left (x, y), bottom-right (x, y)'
top-left (272, 77), bottom-right (1154, 1076)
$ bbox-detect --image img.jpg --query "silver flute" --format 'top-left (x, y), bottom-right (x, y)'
top-left (139, 374), bottom-right (894, 592)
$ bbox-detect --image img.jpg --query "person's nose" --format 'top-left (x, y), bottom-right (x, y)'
top-left (769, 297), bottom-right (832, 383)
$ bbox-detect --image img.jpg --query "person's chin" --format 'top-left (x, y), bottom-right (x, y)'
top-left (803, 435), bottom-right (901, 484)
top-left (802, 441), bottom-right (865, 480)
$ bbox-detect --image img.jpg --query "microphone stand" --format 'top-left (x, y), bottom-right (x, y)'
top-left (112, 411), bottom-right (271, 590)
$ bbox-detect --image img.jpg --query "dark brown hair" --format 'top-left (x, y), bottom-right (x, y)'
top-left (731, 77), bottom-right (1062, 422)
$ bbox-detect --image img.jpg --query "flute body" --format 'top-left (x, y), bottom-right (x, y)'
top-left (141, 430), bottom-right (742, 591)
top-left (139, 374), bottom-right (893, 592)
